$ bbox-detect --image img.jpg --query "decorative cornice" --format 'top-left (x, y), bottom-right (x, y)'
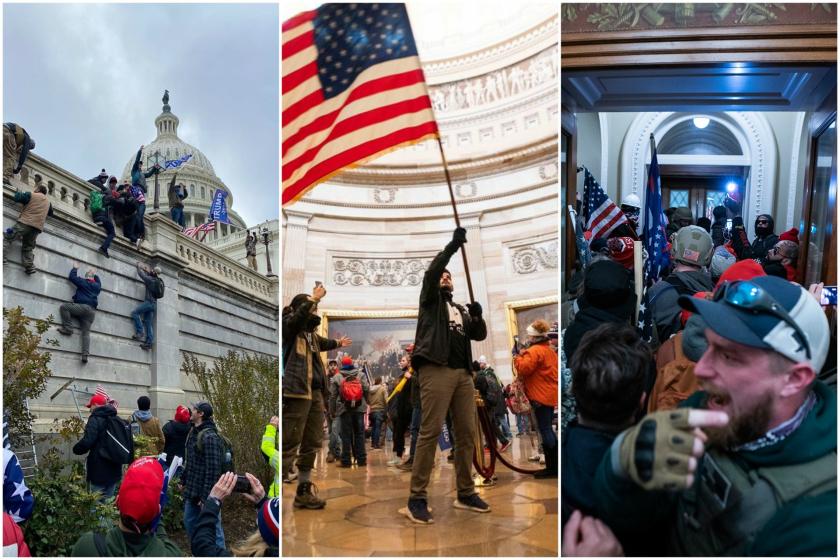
top-left (511, 239), bottom-right (558, 274)
top-left (332, 256), bottom-right (432, 287)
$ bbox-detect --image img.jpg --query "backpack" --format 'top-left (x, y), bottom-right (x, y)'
top-left (340, 375), bottom-right (364, 409)
top-left (89, 190), bottom-right (104, 215)
top-left (150, 277), bottom-right (165, 299)
top-left (507, 377), bottom-right (531, 415)
top-left (197, 427), bottom-right (234, 473)
top-left (98, 416), bottom-right (134, 465)
top-left (480, 371), bottom-right (503, 408)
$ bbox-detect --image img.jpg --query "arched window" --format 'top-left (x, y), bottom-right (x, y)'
top-left (658, 120), bottom-right (743, 156)
top-left (190, 184), bottom-right (195, 197)
top-left (201, 186), bottom-right (206, 199)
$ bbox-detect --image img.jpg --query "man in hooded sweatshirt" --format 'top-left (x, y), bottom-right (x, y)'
top-left (58, 263), bottom-right (102, 364)
top-left (131, 262), bottom-right (164, 350)
top-left (3, 184), bottom-right (53, 274)
top-left (649, 226), bottom-right (714, 344)
top-left (563, 258), bottom-right (636, 362)
top-left (751, 213), bottom-right (779, 262)
top-left (162, 405), bottom-right (191, 469)
top-left (72, 394), bottom-right (127, 502)
top-left (130, 396), bottom-right (165, 454)
top-left (282, 284), bottom-right (352, 509)
top-left (329, 356), bottom-right (370, 467)
top-left (3, 123), bottom-right (35, 184)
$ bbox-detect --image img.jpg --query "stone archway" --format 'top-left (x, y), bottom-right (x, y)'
top-left (620, 111), bottom-right (777, 238)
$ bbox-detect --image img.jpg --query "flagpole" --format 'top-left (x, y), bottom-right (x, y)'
top-left (435, 135), bottom-right (476, 304)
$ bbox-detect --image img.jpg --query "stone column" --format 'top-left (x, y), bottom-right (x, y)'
top-left (461, 212), bottom-right (493, 362)
top-left (144, 214), bottom-right (188, 421)
top-left (282, 211), bottom-right (312, 304)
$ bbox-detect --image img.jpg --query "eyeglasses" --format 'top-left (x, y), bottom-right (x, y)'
top-left (713, 280), bottom-right (811, 359)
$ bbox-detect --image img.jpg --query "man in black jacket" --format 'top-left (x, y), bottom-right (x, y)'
top-left (404, 227), bottom-right (489, 524)
top-left (72, 394), bottom-right (125, 502)
top-left (751, 213), bottom-right (779, 262)
top-left (281, 285), bottom-right (351, 509)
top-left (182, 401), bottom-right (225, 550)
top-left (58, 263), bottom-right (102, 364)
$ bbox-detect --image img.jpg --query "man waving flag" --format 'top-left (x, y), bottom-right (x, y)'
top-left (282, 3), bottom-right (438, 205)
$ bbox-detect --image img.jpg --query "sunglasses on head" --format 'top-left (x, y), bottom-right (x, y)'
top-left (713, 280), bottom-right (811, 359)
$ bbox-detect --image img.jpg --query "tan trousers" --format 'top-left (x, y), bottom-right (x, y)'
top-left (3, 127), bottom-right (17, 181)
top-left (409, 364), bottom-right (477, 499)
top-left (247, 254), bottom-right (258, 271)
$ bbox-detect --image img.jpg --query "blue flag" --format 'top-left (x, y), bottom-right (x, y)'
top-left (642, 145), bottom-right (670, 287)
top-left (164, 153), bottom-right (192, 170)
top-left (208, 189), bottom-right (230, 224)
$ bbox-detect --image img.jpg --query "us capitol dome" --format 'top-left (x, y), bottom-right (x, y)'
top-left (120, 92), bottom-right (247, 241)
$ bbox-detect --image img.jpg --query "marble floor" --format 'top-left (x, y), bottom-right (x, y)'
top-left (282, 437), bottom-right (558, 557)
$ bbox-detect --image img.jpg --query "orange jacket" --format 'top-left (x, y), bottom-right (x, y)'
top-left (513, 341), bottom-right (558, 407)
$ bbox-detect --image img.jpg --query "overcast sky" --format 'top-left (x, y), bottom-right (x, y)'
top-left (4, 3), bottom-right (279, 226)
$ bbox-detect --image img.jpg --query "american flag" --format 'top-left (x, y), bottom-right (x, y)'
top-left (182, 222), bottom-right (216, 239)
top-left (282, 3), bottom-right (438, 205)
top-left (94, 384), bottom-right (118, 408)
top-left (582, 167), bottom-right (629, 239)
top-left (638, 142), bottom-right (671, 342)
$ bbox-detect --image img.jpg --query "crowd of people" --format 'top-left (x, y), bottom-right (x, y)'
top-left (282, 228), bottom-right (559, 525)
top-left (3, 395), bottom-right (279, 557)
top-left (562, 197), bottom-right (837, 556)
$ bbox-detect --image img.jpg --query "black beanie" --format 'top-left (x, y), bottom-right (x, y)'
top-left (137, 396), bottom-right (151, 411)
top-left (712, 205), bottom-right (726, 220)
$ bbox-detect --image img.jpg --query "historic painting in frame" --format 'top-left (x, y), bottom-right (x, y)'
top-left (504, 296), bottom-right (559, 348)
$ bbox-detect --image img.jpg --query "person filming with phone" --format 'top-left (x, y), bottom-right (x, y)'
top-left (282, 282), bottom-right (351, 509)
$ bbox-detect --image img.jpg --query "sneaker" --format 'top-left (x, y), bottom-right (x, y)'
top-left (98, 246), bottom-right (110, 258)
top-left (81, 353), bottom-right (89, 364)
top-left (516, 433), bottom-right (524, 438)
top-left (326, 452), bottom-right (335, 463)
top-left (57, 327), bottom-right (72, 336)
top-left (396, 460), bottom-right (414, 471)
top-left (24, 268), bottom-right (36, 275)
top-left (447, 453), bottom-right (455, 462)
top-left (131, 334), bottom-right (144, 341)
top-left (539, 454), bottom-right (546, 465)
top-left (404, 498), bottom-right (434, 524)
top-left (528, 453), bottom-right (541, 462)
top-left (293, 482), bottom-right (326, 509)
top-left (387, 457), bottom-right (403, 466)
top-left (135, 239), bottom-right (143, 249)
top-left (454, 493), bottom-right (491, 513)
top-left (140, 343), bottom-right (152, 350)
top-left (499, 441), bottom-right (511, 453)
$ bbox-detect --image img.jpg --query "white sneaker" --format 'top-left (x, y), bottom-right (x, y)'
top-left (539, 454), bottom-right (545, 465)
top-left (528, 453), bottom-right (541, 462)
top-left (387, 458), bottom-right (402, 466)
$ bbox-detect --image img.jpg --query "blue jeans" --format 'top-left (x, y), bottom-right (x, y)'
top-left (170, 207), bottom-right (185, 228)
top-left (498, 413), bottom-right (513, 440)
top-left (532, 402), bottom-right (557, 450)
top-left (370, 411), bottom-right (385, 447)
top-left (340, 412), bottom-right (366, 465)
top-left (135, 203), bottom-right (147, 238)
top-left (132, 301), bottom-right (156, 344)
top-left (329, 417), bottom-right (341, 457)
top-left (409, 405), bottom-right (421, 458)
top-left (516, 413), bottom-right (531, 434)
top-left (184, 500), bottom-right (224, 550)
top-left (96, 217), bottom-right (115, 251)
top-left (89, 481), bottom-right (116, 504)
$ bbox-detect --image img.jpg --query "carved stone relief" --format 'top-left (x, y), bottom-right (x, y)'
top-left (511, 240), bottom-right (558, 274)
top-left (333, 257), bottom-right (432, 286)
top-left (455, 182), bottom-right (478, 198)
top-left (373, 188), bottom-right (397, 204)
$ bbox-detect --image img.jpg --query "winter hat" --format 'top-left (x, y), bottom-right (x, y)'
top-left (779, 228), bottom-right (799, 243)
top-left (712, 205), bottom-right (726, 220)
top-left (340, 356), bottom-right (354, 370)
top-left (717, 259), bottom-right (766, 287)
top-left (582, 259), bottom-right (634, 309)
top-left (672, 226), bottom-right (713, 267)
top-left (116, 457), bottom-right (164, 526)
top-left (137, 396), bottom-right (151, 411)
top-left (108, 176), bottom-right (118, 184)
top-left (526, 319), bottom-right (550, 337)
top-left (98, 169), bottom-right (108, 179)
top-left (710, 246), bottom-right (736, 280)
top-left (174, 405), bottom-right (190, 424)
top-left (478, 355), bottom-right (487, 364)
top-left (86, 394), bottom-right (107, 408)
top-left (257, 498), bottom-right (279, 546)
top-left (673, 207), bottom-right (693, 222)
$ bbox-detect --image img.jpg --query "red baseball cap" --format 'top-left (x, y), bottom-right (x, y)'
top-left (116, 457), bottom-right (164, 525)
top-left (86, 394), bottom-right (107, 408)
top-left (174, 405), bottom-right (190, 424)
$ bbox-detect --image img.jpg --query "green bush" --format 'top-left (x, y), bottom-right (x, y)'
top-left (3, 307), bottom-right (57, 447)
top-left (23, 452), bottom-right (117, 557)
top-left (162, 478), bottom-right (185, 533)
top-left (182, 351), bottom-right (278, 485)
top-left (134, 434), bottom-right (160, 458)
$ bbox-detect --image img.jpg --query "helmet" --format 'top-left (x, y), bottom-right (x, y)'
top-left (621, 193), bottom-right (642, 209)
top-left (671, 225), bottom-right (713, 268)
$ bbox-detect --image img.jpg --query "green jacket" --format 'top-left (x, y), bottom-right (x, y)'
top-left (261, 423), bottom-right (279, 498)
top-left (594, 381), bottom-right (837, 556)
top-left (71, 525), bottom-right (182, 557)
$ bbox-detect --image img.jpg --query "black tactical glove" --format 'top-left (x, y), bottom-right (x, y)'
top-left (452, 227), bottom-right (467, 245)
top-left (466, 302), bottom-right (482, 317)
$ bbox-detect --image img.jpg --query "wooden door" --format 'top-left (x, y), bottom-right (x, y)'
top-left (561, 106), bottom-right (577, 295)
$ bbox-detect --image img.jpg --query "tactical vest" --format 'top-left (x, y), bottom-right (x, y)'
top-left (672, 448), bottom-right (836, 555)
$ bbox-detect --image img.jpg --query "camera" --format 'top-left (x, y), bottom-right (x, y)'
top-left (233, 475), bottom-right (251, 493)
